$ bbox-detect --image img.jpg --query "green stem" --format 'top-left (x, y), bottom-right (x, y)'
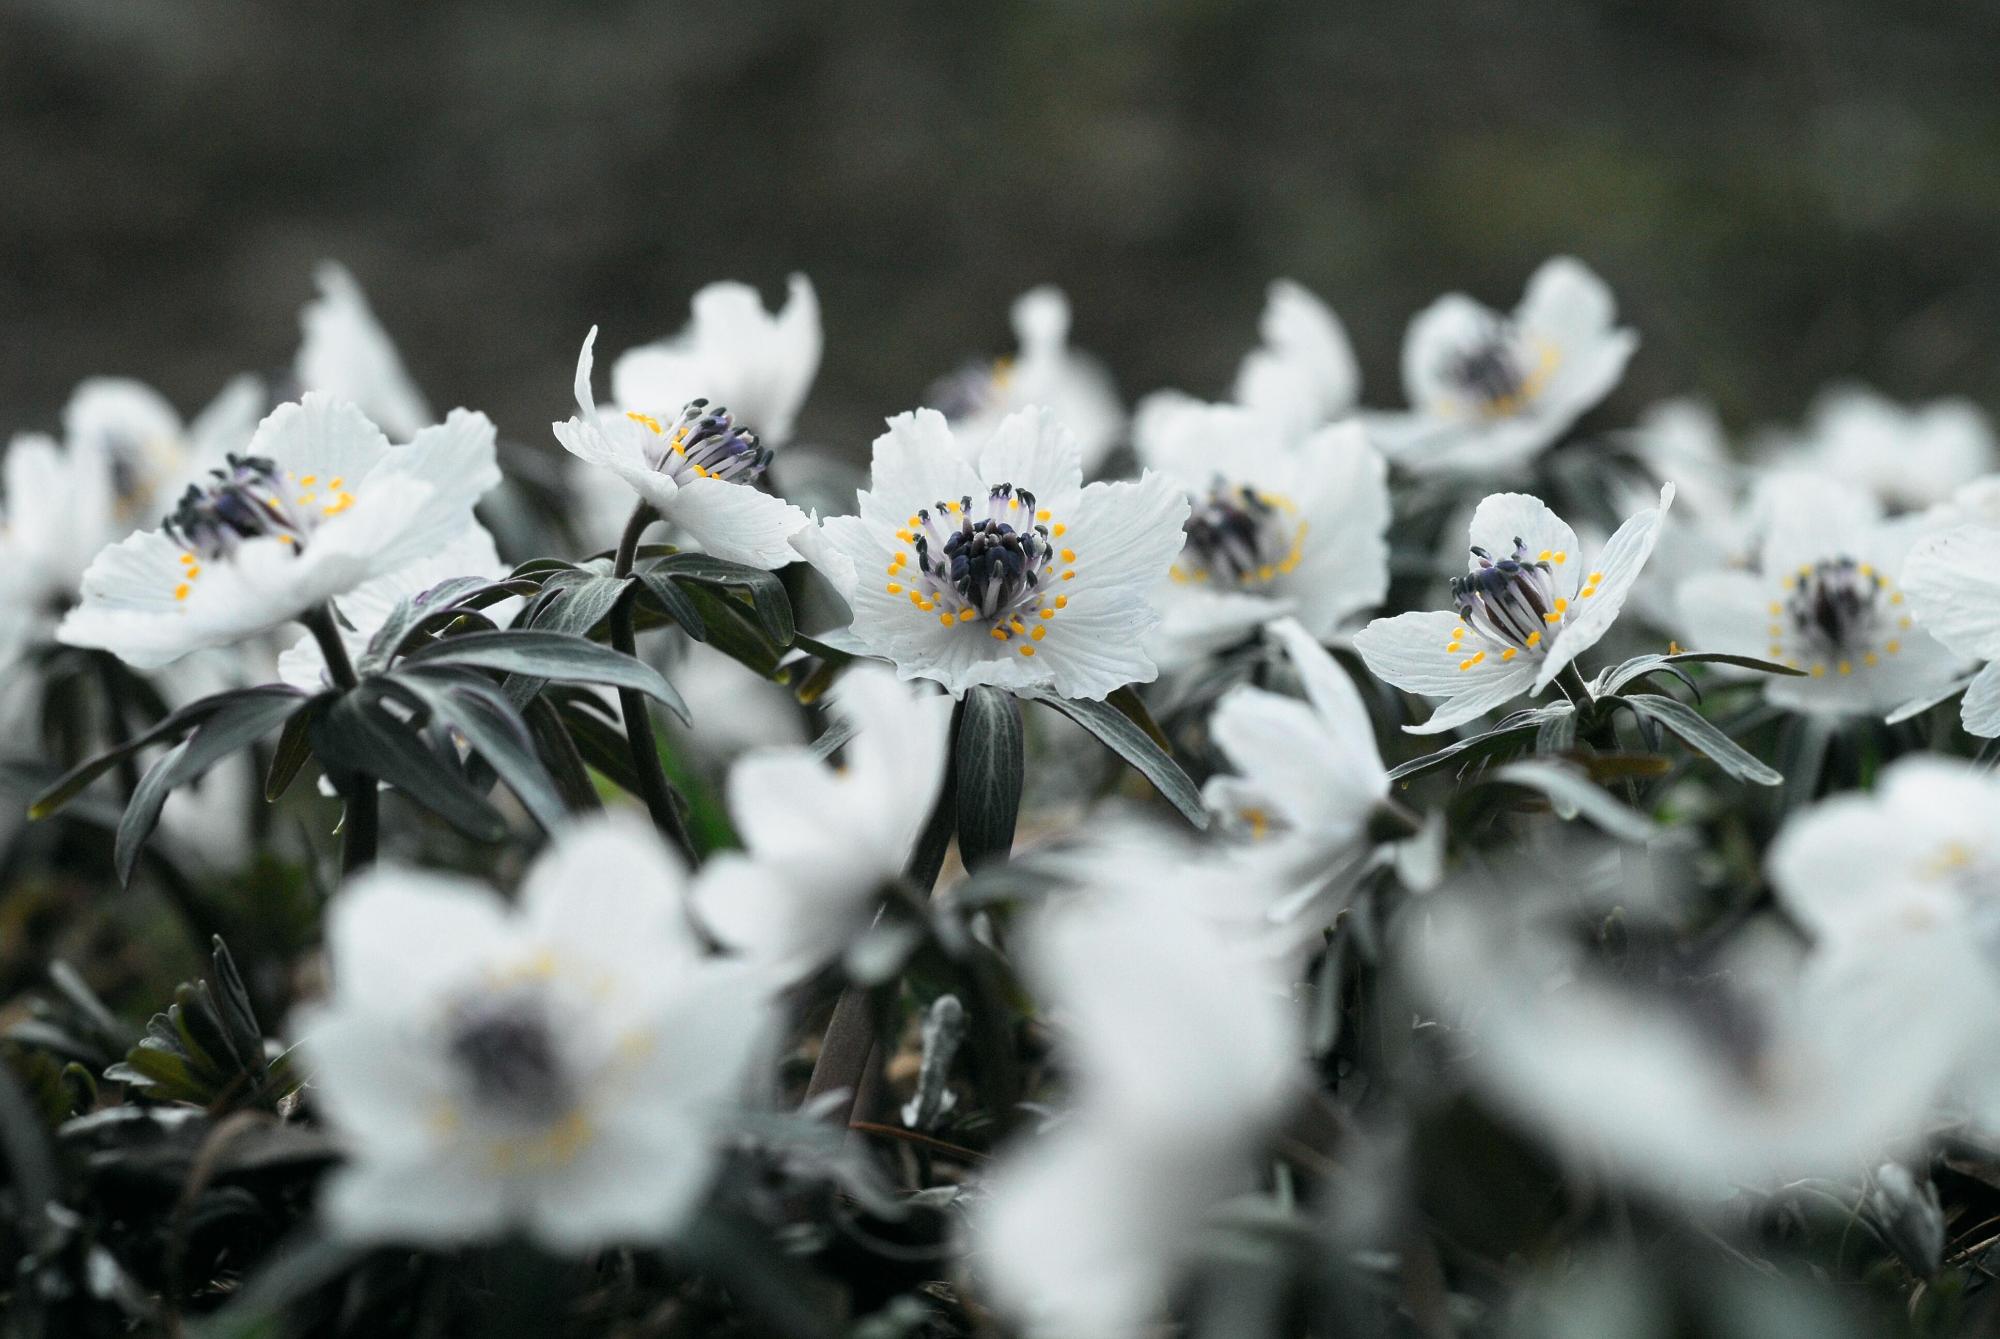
top-left (303, 604), bottom-right (377, 874)
top-left (610, 502), bottom-right (697, 865)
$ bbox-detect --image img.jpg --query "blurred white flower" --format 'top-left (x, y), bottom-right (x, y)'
top-left (1355, 486), bottom-right (1673, 733)
top-left (792, 407), bottom-right (1188, 700)
top-left (693, 665), bottom-right (952, 981)
top-left (275, 523), bottom-right (509, 690)
top-left (1202, 618), bottom-right (1393, 948)
top-left (296, 262), bottom-right (436, 441)
top-left (0, 432), bottom-right (116, 668)
top-left (1367, 257), bottom-right (1637, 476)
top-left (935, 286), bottom-right (1126, 475)
top-left (1902, 520), bottom-right (2000, 735)
top-left (667, 640), bottom-right (809, 761)
top-left (1133, 400), bottom-right (1389, 665)
top-left (553, 328), bottom-right (808, 569)
top-left (1620, 400), bottom-right (1754, 630)
top-left (297, 814), bottom-right (775, 1250)
top-left (1759, 386), bottom-right (1995, 514)
top-left (1678, 475), bottom-right (1961, 717)
top-left (58, 395), bottom-right (499, 669)
top-left (64, 374), bottom-right (266, 522)
top-left (976, 884), bottom-right (1300, 1338)
top-left (610, 274), bottom-right (821, 447)
top-left (1409, 883), bottom-right (1964, 1202)
top-left (1231, 279), bottom-right (1361, 440)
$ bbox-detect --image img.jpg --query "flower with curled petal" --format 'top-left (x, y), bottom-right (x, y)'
top-left (792, 406), bottom-right (1188, 700)
top-left (1366, 256), bottom-right (1637, 476)
top-left (1355, 485), bottom-right (1673, 734)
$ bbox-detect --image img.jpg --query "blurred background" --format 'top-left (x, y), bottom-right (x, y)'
top-left (5, 0), bottom-right (2000, 456)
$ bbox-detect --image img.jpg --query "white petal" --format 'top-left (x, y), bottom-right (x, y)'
top-left (517, 814), bottom-right (702, 971)
top-left (1536, 483), bottom-right (1674, 689)
top-left (1267, 618), bottom-right (1384, 779)
top-left (364, 408), bottom-right (501, 575)
top-left (864, 410), bottom-right (984, 520)
top-left (1353, 609), bottom-right (1468, 696)
top-left (1903, 523), bottom-right (2000, 660)
top-left (1963, 659), bottom-right (2000, 737)
top-left (1466, 492), bottom-right (1583, 592)
top-left (1515, 255), bottom-right (1621, 354)
top-left (974, 406), bottom-right (1083, 508)
top-left (1400, 292), bottom-right (1501, 416)
top-left (322, 1159), bottom-right (509, 1245)
top-left (295, 262), bottom-right (434, 440)
top-left (325, 867), bottom-right (512, 1015)
top-left (251, 392), bottom-right (393, 486)
top-left (663, 477), bottom-right (810, 570)
top-left (1403, 660), bottom-right (1540, 734)
top-left (1232, 279), bottom-right (1360, 432)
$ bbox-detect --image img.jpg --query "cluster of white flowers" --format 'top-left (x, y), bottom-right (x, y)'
top-left (12, 253), bottom-right (2000, 1336)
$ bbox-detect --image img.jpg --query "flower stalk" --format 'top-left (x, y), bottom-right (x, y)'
top-left (303, 603), bottom-right (377, 873)
top-left (611, 502), bottom-right (697, 865)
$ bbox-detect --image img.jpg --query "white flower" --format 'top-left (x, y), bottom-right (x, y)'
top-left (1901, 521), bottom-right (2000, 735)
top-left (57, 394), bottom-right (500, 670)
top-left (63, 374), bottom-right (266, 524)
top-left (275, 523), bottom-right (509, 690)
top-left (936, 286), bottom-right (1126, 475)
top-left (0, 432), bottom-right (116, 666)
top-left (1367, 257), bottom-right (1637, 476)
top-left (1134, 397), bottom-right (1388, 663)
top-left (296, 814), bottom-right (775, 1250)
top-left (552, 328), bottom-right (808, 567)
top-left (1230, 279), bottom-right (1361, 439)
top-left (1201, 619), bottom-right (1392, 945)
top-left (1354, 486), bottom-right (1674, 734)
top-left (295, 262), bottom-right (436, 441)
top-left (1678, 475), bottom-right (1961, 717)
top-left (1759, 385), bottom-right (1995, 514)
top-left (692, 665), bottom-right (952, 981)
top-left (609, 274), bottom-right (821, 447)
top-left (791, 407), bottom-right (1188, 700)
top-left (668, 640), bottom-right (810, 760)
top-left (1619, 399), bottom-right (1753, 629)
top-left (975, 885), bottom-right (1299, 1337)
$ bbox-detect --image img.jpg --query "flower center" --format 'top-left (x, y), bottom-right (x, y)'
top-left (161, 454), bottom-right (355, 602)
top-left (1443, 537), bottom-right (1602, 670)
top-left (1170, 481), bottom-right (1307, 586)
top-left (446, 989), bottom-right (573, 1124)
top-left (1766, 556), bottom-right (1914, 678)
top-left (885, 483), bottom-right (1073, 658)
top-left (1440, 322), bottom-right (1558, 420)
top-left (624, 399), bottom-right (769, 485)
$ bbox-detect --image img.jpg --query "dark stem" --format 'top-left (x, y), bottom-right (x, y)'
top-left (610, 502), bottom-right (697, 865)
top-left (803, 699), bottom-right (964, 1125)
top-left (302, 604), bottom-right (377, 874)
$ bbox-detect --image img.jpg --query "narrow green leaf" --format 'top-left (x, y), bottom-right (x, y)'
top-left (1622, 692), bottom-right (1783, 786)
top-left (633, 568), bottom-right (708, 641)
top-left (529, 573), bottom-right (630, 638)
top-left (680, 583), bottom-right (785, 679)
top-left (523, 694), bottom-right (603, 815)
top-left (1384, 705), bottom-right (1565, 782)
top-left (264, 701), bottom-right (319, 802)
top-left (1032, 691), bottom-right (1208, 827)
top-left (29, 685), bottom-right (298, 820)
top-left (309, 690), bottom-right (509, 841)
top-left (647, 553), bottom-right (795, 644)
top-left (113, 739), bottom-right (192, 886)
top-left (401, 629), bottom-right (688, 722)
top-left (386, 673), bottom-right (570, 832)
top-left (955, 686), bottom-right (1024, 870)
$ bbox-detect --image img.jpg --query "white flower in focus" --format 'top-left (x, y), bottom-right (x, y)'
top-left (609, 274), bottom-right (821, 448)
top-left (553, 329), bottom-right (809, 568)
top-left (1231, 279), bottom-right (1361, 440)
top-left (976, 885), bottom-right (1299, 1338)
top-left (297, 815), bottom-right (775, 1250)
top-left (692, 665), bottom-right (951, 981)
top-left (1678, 476), bottom-right (1961, 718)
top-left (275, 524), bottom-right (509, 690)
top-left (57, 395), bottom-right (500, 669)
top-left (1902, 521), bottom-right (2000, 735)
top-left (792, 407), bottom-right (1189, 700)
top-left (1760, 386), bottom-right (1995, 513)
top-left (1202, 619), bottom-right (1392, 946)
top-left (1354, 486), bottom-right (1674, 734)
top-left (935, 286), bottom-right (1126, 475)
top-left (1368, 257), bottom-right (1637, 476)
top-left (295, 262), bottom-right (436, 441)
top-left (1134, 397), bottom-right (1388, 663)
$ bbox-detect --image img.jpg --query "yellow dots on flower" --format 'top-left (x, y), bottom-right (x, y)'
top-left (1538, 549), bottom-right (1552, 561)
top-left (1459, 650), bottom-right (1486, 671)
top-left (1526, 630), bottom-right (1542, 648)
top-left (886, 582), bottom-right (903, 595)
top-left (1169, 564), bottom-right (1190, 585)
top-left (1039, 608), bottom-right (1054, 620)
top-left (178, 552), bottom-right (196, 567)
top-left (896, 529), bottom-right (914, 542)
top-left (1768, 601), bottom-right (1783, 616)
top-left (1899, 615), bottom-right (1913, 630)
top-left (1810, 664), bottom-right (1827, 678)
top-left (1036, 509), bottom-right (1052, 522)
top-left (1009, 617), bottom-right (1026, 634)
top-left (321, 491), bottom-right (355, 516)
top-left (1886, 639), bottom-right (1902, 655)
top-left (1060, 548), bottom-right (1076, 563)
top-left (908, 514), bottom-right (922, 528)
top-left (1864, 651), bottom-right (1880, 666)
top-left (990, 627), bottom-right (1009, 642)
top-left (946, 500), bottom-right (962, 514)
top-left (1030, 625), bottom-right (1046, 641)
top-left (328, 477), bottom-right (343, 488)
top-left (957, 608), bottom-right (977, 623)
top-left (1243, 808), bottom-right (1270, 840)
top-left (939, 611), bottom-right (955, 627)
top-left (1054, 595), bottom-right (1068, 609)
top-left (1052, 523), bottom-right (1067, 537)
top-left (1551, 551), bottom-right (1567, 564)
top-left (1890, 591), bottom-right (1905, 605)
top-left (1018, 644), bottom-right (1035, 657)
top-left (1768, 644), bottom-right (1785, 658)
top-left (173, 582), bottom-right (191, 601)
top-left (1501, 647), bottom-right (1518, 661)
top-left (1062, 570), bottom-right (1075, 581)
top-left (298, 474), bottom-right (318, 486)
top-left (1256, 564), bottom-right (1276, 582)
top-left (1837, 660), bottom-right (1853, 676)
top-left (625, 411), bottom-right (664, 435)
top-left (1857, 563), bottom-right (1874, 577)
